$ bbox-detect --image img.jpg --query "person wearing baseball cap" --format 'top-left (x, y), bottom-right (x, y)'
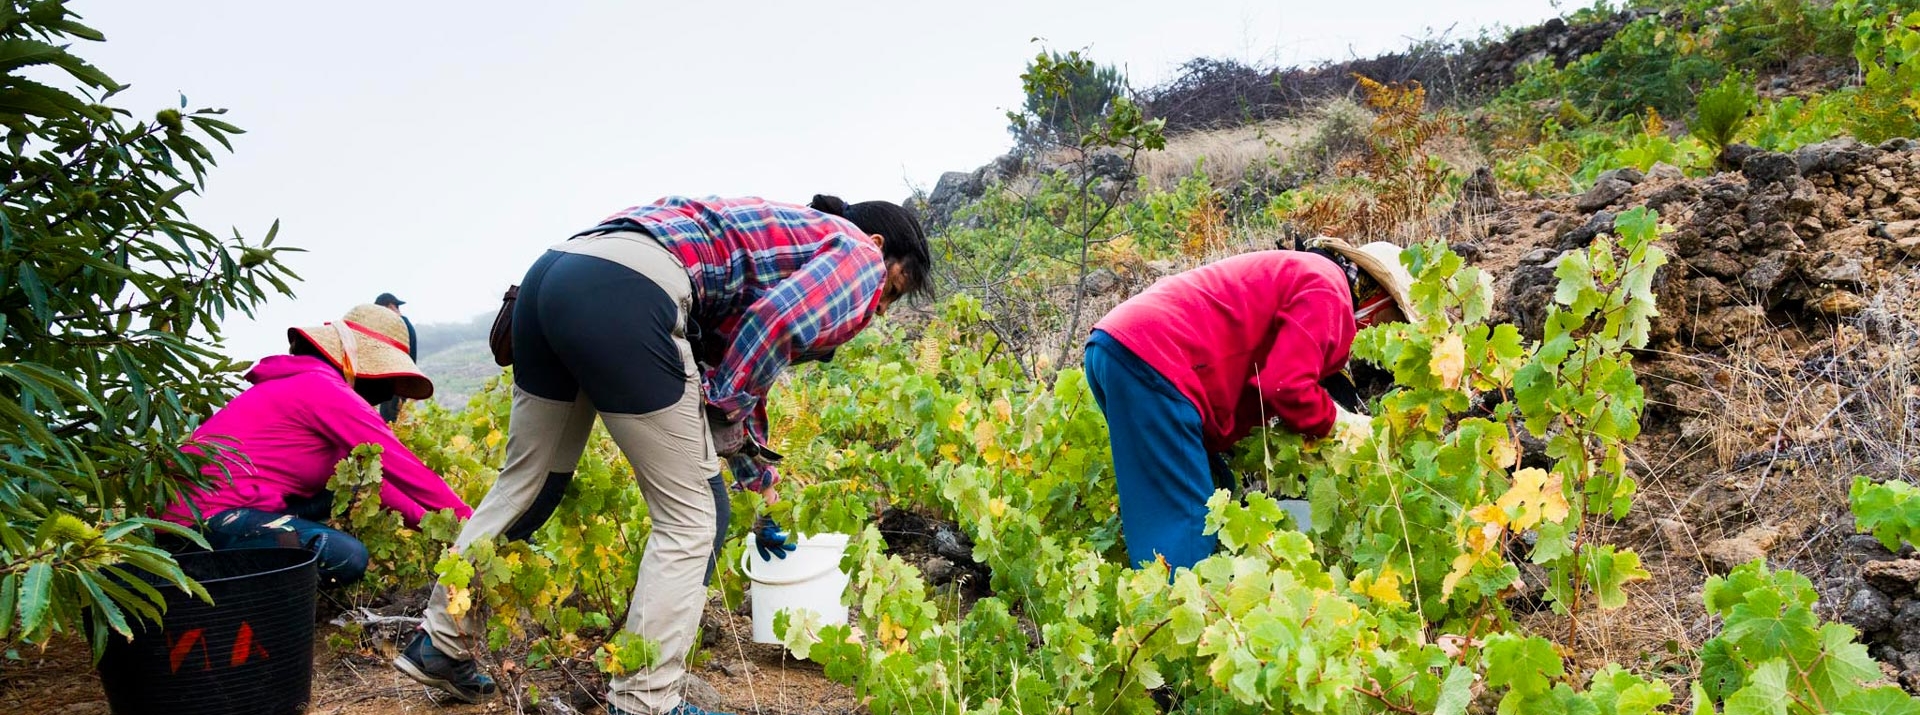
top-left (1083, 238), bottom-right (1419, 572)
top-left (373, 293), bottom-right (419, 423)
top-left (162, 304), bottom-right (471, 585)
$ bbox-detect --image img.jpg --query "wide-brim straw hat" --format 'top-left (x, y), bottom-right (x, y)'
top-left (288, 304), bottom-right (433, 400)
top-left (1304, 237), bottom-right (1423, 325)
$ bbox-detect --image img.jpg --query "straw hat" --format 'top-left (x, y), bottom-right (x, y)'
top-left (288, 304), bottom-right (433, 399)
top-left (1304, 237), bottom-right (1422, 325)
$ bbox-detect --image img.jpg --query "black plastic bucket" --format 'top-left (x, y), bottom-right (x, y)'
top-left (98, 547), bottom-right (318, 715)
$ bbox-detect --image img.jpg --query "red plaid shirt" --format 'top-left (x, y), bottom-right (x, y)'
top-left (585, 196), bottom-right (886, 490)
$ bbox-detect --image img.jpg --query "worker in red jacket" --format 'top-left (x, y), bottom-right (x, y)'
top-left (1085, 238), bottom-right (1418, 571)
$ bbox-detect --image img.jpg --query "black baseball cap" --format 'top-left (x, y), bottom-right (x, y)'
top-left (375, 292), bottom-right (406, 307)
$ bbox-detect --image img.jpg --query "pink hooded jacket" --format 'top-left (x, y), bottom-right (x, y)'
top-left (162, 355), bottom-right (473, 528)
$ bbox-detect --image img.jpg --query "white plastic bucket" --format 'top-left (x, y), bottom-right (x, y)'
top-left (741, 532), bottom-right (852, 646)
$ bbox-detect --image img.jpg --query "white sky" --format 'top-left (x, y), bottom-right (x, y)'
top-left (77, 0), bottom-right (1560, 359)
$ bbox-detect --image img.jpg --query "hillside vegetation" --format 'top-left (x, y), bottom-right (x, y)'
top-left (7, 0), bottom-right (1920, 713)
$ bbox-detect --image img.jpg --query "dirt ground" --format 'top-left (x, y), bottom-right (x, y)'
top-left (0, 599), bottom-right (858, 715)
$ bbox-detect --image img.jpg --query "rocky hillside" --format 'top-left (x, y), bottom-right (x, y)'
top-left (1454, 136), bottom-right (1920, 681)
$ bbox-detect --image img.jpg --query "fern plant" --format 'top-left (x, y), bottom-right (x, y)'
top-left (1692, 73), bottom-right (1760, 151)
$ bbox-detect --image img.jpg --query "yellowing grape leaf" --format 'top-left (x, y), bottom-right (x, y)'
top-left (446, 583), bottom-right (473, 618)
top-left (1430, 332), bottom-right (1467, 389)
top-left (1442, 553), bottom-right (1477, 597)
top-left (1352, 566), bottom-right (1406, 606)
top-left (947, 399), bottom-right (971, 431)
top-left (1490, 435), bottom-right (1519, 469)
top-left (1496, 468), bottom-right (1569, 531)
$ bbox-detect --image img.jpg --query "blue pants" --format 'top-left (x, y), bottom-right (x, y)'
top-left (1084, 330), bottom-right (1218, 571)
top-left (202, 495), bottom-right (370, 586)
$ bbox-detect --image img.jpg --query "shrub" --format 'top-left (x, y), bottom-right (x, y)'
top-left (1562, 14), bottom-right (1730, 121)
top-left (1691, 72), bottom-right (1759, 150)
top-left (0, 0), bottom-right (298, 656)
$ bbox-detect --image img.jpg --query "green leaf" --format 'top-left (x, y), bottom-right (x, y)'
top-left (79, 574), bottom-right (131, 638)
top-left (0, 573), bottom-right (16, 640)
top-left (1485, 633), bottom-right (1564, 695)
top-left (1698, 638), bottom-right (1744, 701)
top-left (1836, 686), bottom-right (1920, 715)
top-left (18, 562), bottom-right (53, 635)
top-left (1436, 664), bottom-right (1475, 715)
top-left (1584, 545), bottom-right (1650, 609)
top-left (1723, 659), bottom-right (1789, 715)
top-left (1691, 682), bottom-right (1717, 715)
top-left (1723, 586), bottom-right (1822, 664)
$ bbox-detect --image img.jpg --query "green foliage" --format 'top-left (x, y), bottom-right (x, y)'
top-left (1744, 93), bottom-right (1855, 151)
top-left (1843, 4), bottom-right (1920, 143)
top-left (1010, 49), bottom-right (1127, 147)
top-left (1696, 561), bottom-right (1893, 715)
top-left (324, 444), bottom-right (461, 593)
top-left (1692, 73), bottom-right (1759, 150)
top-left (1562, 14), bottom-right (1730, 122)
top-left (1850, 477), bottom-right (1920, 551)
top-left (0, 0), bottom-right (298, 657)
top-left (950, 47), bottom-right (1166, 373)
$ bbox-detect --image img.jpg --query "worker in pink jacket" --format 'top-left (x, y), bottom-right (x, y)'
top-left (164, 304), bottom-right (473, 585)
top-left (1085, 239), bottom-right (1418, 571)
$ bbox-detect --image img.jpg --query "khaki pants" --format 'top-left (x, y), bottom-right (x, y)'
top-left (424, 232), bottom-right (719, 714)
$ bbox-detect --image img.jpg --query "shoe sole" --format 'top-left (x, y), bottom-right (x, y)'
top-left (392, 655), bottom-right (487, 704)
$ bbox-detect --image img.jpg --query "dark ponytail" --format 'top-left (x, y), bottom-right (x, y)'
top-left (811, 194), bottom-right (932, 298)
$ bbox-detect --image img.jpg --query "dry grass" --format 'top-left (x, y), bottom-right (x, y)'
top-left (1137, 120), bottom-right (1307, 192)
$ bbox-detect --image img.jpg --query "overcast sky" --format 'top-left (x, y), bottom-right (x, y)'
top-left (78, 0), bottom-right (1560, 359)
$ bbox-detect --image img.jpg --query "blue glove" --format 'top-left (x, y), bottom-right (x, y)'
top-left (754, 516), bottom-right (796, 561)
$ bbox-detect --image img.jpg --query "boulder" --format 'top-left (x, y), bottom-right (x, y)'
top-left (1874, 219), bottom-right (1920, 241)
top-left (1558, 210), bottom-right (1617, 249)
top-left (1719, 143), bottom-right (1763, 172)
top-left (1863, 559), bottom-right (1920, 595)
top-left (1793, 138), bottom-right (1876, 177)
top-left (1811, 289), bottom-right (1868, 317)
top-left (1702, 525), bottom-right (1782, 573)
top-left (1576, 178), bottom-right (1633, 212)
top-left (1845, 534), bottom-right (1901, 564)
top-left (1520, 247), bottom-right (1560, 265)
top-left (1648, 162), bottom-right (1685, 181)
top-left (1803, 251), bottom-right (1869, 285)
top-left (1596, 167), bottom-right (1646, 186)
top-left (1697, 305), bottom-right (1768, 347)
top-left (1741, 151), bottom-right (1800, 186)
top-left (1079, 268), bottom-right (1120, 297)
top-left (1739, 251), bottom-right (1795, 300)
top-left (1847, 586), bottom-right (1896, 634)
top-left (680, 674), bottom-right (727, 710)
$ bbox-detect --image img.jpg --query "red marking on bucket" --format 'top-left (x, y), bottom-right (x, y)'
top-left (167, 629), bottom-right (206, 674)
top-left (163, 622), bottom-right (270, 673)
top-left (228, 622), bottom-right (269, 666)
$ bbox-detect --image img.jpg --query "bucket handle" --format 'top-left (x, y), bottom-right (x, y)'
top-left (739, 545), bottom-right (845, 587)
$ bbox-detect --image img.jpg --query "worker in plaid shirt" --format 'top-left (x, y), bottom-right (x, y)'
top-left (400, 194), bottom-right (931, 715)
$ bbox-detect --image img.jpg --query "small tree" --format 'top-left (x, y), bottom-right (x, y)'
top-left (942, 48), bottom-right (1163, 375)
top-left (0, 0), bottom-right (299, 657)
top-left (1010, 50), bottom-right (1126, 149)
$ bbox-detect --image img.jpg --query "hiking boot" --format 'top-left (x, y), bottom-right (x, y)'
top-left (392, 630), bottom-right (496, 703)
top-left (609, 702), bottom-right (735, 715)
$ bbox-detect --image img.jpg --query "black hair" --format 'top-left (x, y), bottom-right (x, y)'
top-left (1295, 237), bottom-right (1365, 313)
top-left (811, 194), bottom-right (932, 298)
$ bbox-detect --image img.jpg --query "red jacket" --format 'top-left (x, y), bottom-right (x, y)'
top-left (1094, 251), bottom-right (1355, 451)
